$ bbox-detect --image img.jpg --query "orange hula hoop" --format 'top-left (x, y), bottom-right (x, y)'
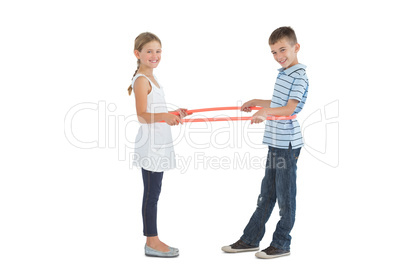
top-left (159, 106), bottom-right (296, 123)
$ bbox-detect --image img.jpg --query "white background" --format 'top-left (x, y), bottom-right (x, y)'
top-left (1, 0), bottom-right (401, 267)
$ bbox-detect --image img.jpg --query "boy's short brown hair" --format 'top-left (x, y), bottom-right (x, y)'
top-left (269, 26), bottom-right (298, 46)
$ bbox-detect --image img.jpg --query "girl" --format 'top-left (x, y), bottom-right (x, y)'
top-left (127, 32), bottom-right (188, 258)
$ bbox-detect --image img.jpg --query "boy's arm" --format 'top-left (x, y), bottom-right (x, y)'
top-left (251, 99), bottom-right (299, 124)
top-left (266, 99), bottom-right (299, 116)
top-left (241, 99), bottom-right (272, 112)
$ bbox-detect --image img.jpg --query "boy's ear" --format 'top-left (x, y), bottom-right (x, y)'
top-left (294, 43), bottom-right (300, 53)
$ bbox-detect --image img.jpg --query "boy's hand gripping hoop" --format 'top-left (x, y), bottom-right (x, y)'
top-left (161, 106), bottom-right (296, 123)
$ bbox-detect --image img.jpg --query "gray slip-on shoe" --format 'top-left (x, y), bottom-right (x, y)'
top-left (144, 244), bottom-right (179, 258)
top-left (169, 246), bottom-right (179, 254)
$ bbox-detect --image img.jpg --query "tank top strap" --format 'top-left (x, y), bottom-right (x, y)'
top-left (132, 74), bottom-right (162, 89)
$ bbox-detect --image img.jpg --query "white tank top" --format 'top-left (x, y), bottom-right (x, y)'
top-left (131, 74), bottom-right (176, 172)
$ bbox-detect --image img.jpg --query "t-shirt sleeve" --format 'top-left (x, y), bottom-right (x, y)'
top-left (289, 74), bottom-right (308, 102)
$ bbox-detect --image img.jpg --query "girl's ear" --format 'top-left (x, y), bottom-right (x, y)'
top-left (134, 50), bottom-right (140, 59)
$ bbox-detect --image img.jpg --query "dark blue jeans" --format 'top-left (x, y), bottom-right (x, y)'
top-left (240, 144), bottom-right (301, 251)
top-left (141, 168), bottom-right (163, 237)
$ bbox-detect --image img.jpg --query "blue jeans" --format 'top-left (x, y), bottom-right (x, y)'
top-left (141, 168), bottom-right (163, 237)
top-left (240, 144), bottom-right (301, 251)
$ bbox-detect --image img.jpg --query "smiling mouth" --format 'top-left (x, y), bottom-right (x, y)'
top-left (150, 60), bottom-right (158, 63)
top-left (279, 59), bottom-right (287, 64)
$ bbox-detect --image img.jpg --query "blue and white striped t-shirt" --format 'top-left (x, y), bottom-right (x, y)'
top-left (262, 63), bottom-right (309, 149)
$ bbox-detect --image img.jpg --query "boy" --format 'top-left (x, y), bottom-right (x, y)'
top-left (222, 26), bottom-right (309, 259)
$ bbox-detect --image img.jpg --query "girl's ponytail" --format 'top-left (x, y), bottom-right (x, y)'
top-left (127, 32), bottom-right (162, 96)
top-left (127, 59), bottom-right (140, 96)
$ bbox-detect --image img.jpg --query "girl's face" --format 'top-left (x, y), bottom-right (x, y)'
top-left (135, 40), bottom-right (162, 69)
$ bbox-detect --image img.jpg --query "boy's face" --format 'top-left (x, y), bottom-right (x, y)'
top-left (270, 38), bottom-right (300, 69)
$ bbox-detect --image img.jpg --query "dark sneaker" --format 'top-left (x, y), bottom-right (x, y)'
top-left (221, 239), bottom-right (259, 253)
top-left (255, 246), bottom-right (290, 259)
